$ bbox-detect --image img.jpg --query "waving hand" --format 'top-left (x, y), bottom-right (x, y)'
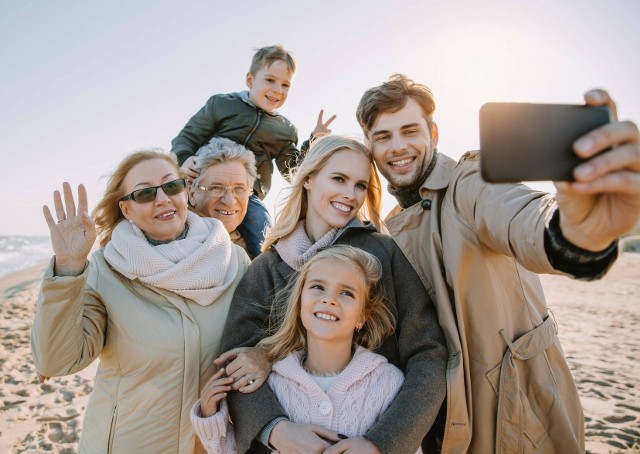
top-left (43, 182), bottom-right (97, 276)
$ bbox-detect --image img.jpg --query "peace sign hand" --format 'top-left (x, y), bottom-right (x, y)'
top-left (43, 182), bottom-right (97, 276)
top-left (312, 109), bottom-right (337, 139)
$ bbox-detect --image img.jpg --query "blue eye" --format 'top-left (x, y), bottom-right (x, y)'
top-left (341, 290), bottom-right (355, 298)
top-left (355, 183), bottom-right (368, 190)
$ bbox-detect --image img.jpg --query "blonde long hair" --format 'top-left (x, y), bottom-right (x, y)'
top-left (257, 245), bottom-right (396, 363)
top-left (92, 149), bottom-right (184, 247)
top-left (261, 135), bottom-right (382, 252)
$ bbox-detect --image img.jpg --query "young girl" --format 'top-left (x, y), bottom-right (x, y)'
top-left (190, 245), bottom-right (403, 453)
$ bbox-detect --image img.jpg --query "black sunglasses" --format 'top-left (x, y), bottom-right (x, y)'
top-left (119, 178), bottom-right (187, 203)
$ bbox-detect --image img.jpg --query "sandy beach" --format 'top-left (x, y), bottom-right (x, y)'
top-left (0, 254), bottom-right (638, 453)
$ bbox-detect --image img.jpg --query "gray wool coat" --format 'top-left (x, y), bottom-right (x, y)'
top-left (221, 221), bottom-right (448, 454)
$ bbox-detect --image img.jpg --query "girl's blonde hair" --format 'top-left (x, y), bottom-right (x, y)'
top-left (92, 149), bottom-right (184, 247)
top-left (258, 245), bottom-right (396, 363)
top-left (261, 135), bottom-right (383, 252)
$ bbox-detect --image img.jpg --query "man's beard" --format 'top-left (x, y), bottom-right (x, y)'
top-left (387, 151), bottom-right (438, 209)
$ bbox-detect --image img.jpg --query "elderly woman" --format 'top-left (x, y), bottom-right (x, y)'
top-left (31, 150), bottom-right (250, 453)
top-left (189, 137), bottom-right (257, 257)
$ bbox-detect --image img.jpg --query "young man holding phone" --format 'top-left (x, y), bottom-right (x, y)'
top-left (356, 74), bottom-right (640, 453)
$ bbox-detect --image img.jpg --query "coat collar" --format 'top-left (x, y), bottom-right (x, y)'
top-left (273, 218), bottom-right (376, 276)
top-left (335, 217), bottom-right (377, 242)
top-left (234, 91), bottom-right (278, 117)
top-left (385, 152), bottom-right (459, 219)
top-left (271, 347), bottom-right (386, 394)
top-left (418, 152), bottom-right (458, 196)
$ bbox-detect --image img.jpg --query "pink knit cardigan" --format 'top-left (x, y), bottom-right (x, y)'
top-left (191, 346), bottom-right (404, 453)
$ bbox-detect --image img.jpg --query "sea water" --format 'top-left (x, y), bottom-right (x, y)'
top-left (0, 236), bottom-right (52, 279)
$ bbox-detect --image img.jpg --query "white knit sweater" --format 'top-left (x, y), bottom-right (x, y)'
top-left (191, 346), bottom-right (404, 453)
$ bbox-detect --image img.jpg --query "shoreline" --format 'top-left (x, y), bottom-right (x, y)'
top-left (1, 255), bottom-right (638, 452)
top-left (0, 260), bottom-right (49, 304)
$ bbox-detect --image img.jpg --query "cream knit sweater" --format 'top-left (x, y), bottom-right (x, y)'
top-left (191, 346), bottom-right (404, 453)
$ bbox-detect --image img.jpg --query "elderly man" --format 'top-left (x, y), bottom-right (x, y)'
top-left (189, 137), bottom-right (258, 257)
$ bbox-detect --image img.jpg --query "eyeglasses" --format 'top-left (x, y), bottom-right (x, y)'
top-left (119, 179), bottom-right (187, 203)
top-left (196, 184), bottom-right (251, 198)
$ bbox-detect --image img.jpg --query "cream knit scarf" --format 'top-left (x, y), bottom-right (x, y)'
top-left (273, 221), bottom-right (338, 271)
top-left (104, 211), bottom-right (238, 306)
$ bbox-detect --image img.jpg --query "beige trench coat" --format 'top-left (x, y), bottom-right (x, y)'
top-left (32, 247), bottom-right (249, 454)
top-left (386, 152), bottom-right (585, 453)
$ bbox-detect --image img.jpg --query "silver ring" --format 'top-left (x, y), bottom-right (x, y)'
top-left (247, 378), bottom-right (255, 385)
top-left (57, 217), bottom-right (66, 223)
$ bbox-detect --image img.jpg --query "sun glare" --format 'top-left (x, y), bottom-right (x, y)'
top-left (436, 35), bottom-right (514, 106)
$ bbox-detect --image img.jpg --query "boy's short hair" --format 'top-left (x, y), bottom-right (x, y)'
top-left (249, 44), bottom-right (296, 75)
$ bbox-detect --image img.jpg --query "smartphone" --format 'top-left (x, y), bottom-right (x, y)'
top-left (479, 102), bottom-right (611, 182)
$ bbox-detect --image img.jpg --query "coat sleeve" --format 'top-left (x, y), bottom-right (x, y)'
top-left (220, 253), bottom-right (289, 453)
top-left (370, 363), bottom-right (405, 422)
top-left (274, 127), bottom-right (302, 184)
top-left (190, 399), bottom-right (238, 454)
top-left (364, 239), bottom-right (448, 454)
top-left (452, 156), bottom-right (619, 280)
top-left (31, 257), bottom-right (106, 377)
top-left (448, 156), bottom-right (558, 274)
top-left (171, 95), bottom-right (220, 166)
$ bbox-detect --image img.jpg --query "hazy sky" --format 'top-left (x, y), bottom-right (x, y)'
top-left (1, 0), bottom-right (639, 236)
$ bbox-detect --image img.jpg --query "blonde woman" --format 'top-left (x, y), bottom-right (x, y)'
top-left (32, 150), bottom-right (250, 453)
top-left (217, 135), bottom-right (447, 454)
top-left (192, 246), bottom-right (404, 453)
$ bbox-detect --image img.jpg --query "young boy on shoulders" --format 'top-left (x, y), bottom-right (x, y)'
top-left (171, 44), bottom-right (334, 258)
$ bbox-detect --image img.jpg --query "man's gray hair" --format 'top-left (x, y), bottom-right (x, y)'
top-left (194, 137), bottom-right (257, 188)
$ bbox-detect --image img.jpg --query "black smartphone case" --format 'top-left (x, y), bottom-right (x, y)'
top-left (479, 102), bottom-right (610, 182)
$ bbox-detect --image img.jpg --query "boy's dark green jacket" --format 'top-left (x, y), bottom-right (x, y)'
top-left (171, 91), bottom-right (308, 199)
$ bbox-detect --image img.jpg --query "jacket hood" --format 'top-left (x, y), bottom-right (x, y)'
top-left (233, 90), bottom-right (278, 117)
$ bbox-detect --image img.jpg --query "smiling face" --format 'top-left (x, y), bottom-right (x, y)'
top-left (189, 161), bottom-right (250, 234)
top-left (118, 159), bottom-right (188, 242)
top-left (368, 98), bottom-right (439, 188)
top-left (300, 258), bottom-right (367, 347)
top-left (303, 148), bottom-right (370, 242)
top-left (246, 60), bottom-right (292, 113)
